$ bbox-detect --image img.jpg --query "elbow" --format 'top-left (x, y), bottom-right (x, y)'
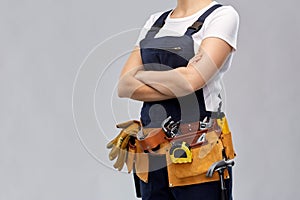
top-left (170, 83), bottom-right (195, 97)
top-left (117, 89), bottom-right (125, 98)
top-left (118, 90), bottom-right (129, 98)
top-left (190, 81), bottom-right (203, 93)
top-left (175, 80), bottom-right (204, 97)
top-left (186, 82), bottom-right (204, 94)
top-left (117, 79), bottom-right (133, 98)
top-left (180, 76), bottom-right (202, 96)
top-left (175, 67), bottom-right (202, 96)
top-left (117, 79), bottom-right (126, 98)
top-left (185, 69), bottom-right (206, 93)
top-left (182, 84), bottom-right (196, 96)
top-left (117, 84), bottom-right (128, 98)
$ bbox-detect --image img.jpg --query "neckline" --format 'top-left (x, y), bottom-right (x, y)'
top-left (166, 1), bottom-right (218, 22)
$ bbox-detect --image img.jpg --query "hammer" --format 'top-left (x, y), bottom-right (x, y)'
top-left (206, 160), bottom-right (235, 200)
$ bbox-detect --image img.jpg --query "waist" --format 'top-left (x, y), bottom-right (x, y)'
top-left (138, 113), bottom-right (224, 152)
top-left (140, 90), bottom-right (215, 127)
top-left (141, 109), bottom-right (224, 128)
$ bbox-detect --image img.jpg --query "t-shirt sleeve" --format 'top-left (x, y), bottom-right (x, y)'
top-left (202, 6), bottom-right (240, 50)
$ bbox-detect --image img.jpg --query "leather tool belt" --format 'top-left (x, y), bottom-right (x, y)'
top-left (134, 115), bottom-right (236, 186)
top-left (138, 118), bottom-right (219, 152)
top-left (138, 128), bottom-right (167, 152)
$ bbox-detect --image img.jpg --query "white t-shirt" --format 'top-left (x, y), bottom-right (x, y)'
top-left (136, 1), bottom-right (240, 112)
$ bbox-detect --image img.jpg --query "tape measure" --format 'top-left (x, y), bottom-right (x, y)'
top-left (169, 141), bottom-right (192, 164)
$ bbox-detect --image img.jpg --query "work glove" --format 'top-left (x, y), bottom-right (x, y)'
top-left (106, 120), bottom-right (141, 172)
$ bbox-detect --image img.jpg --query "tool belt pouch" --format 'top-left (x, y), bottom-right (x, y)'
top-left (125, 141), bottom-right (137, 173)
top-left (134, 138), bottom-right (149, 183)
top-left (220, 131), bottom-right (236, 160)
top-left (134, 128), bottom-right (169, 183)
top-left (166, 130), bottom-right (224, 179)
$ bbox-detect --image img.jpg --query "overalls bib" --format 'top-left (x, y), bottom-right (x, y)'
top-left (139, 4), bottom-right (223, 128)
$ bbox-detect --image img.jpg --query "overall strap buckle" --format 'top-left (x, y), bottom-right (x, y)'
top-left (145, 10), bottom-right (172, 38)
top-left (188, 21), bottom-right (204, 31)
top-left (185, 4), bottom-right (222, 36)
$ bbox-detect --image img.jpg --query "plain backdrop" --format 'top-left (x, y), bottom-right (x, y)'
top-left (1, 0), bottom-right (300, 199)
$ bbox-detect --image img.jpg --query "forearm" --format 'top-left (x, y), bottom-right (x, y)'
top-left (134, 67), bottom-right (196, 97)
top-left (135, 63), bottom-right (211, 97)
top-left (118, 75), bottom-right (173, 102)
top-left (118, 47), bottom-right (174, 102)
top-left (135, 48), bottom-right (220, 97)
top-left (130, 85), bottom-right (173, 102)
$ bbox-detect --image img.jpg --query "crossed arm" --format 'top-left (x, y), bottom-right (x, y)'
top-left (118, 37), bottom-right (232, 101)
top-left (117, 47), bottom-right (174, 102)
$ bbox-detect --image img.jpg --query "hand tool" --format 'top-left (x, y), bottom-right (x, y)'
top-left (206, 159), bottom-right (235, 200)
top-left (161, 116), bottom-right (181, 138)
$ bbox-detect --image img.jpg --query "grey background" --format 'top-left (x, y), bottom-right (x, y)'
top-left (1, 0), bottom-right (299, 199)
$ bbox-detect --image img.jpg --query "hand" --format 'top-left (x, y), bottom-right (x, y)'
top-left (106, 120), bottom-right (141, 171)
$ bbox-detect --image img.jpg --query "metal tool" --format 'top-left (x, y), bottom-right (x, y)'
top-left (206, 159), bottom-right (235, 200)
top-left (196, 132), bottom-right (206, 143)
top-left (200, 117), bottom-right (213, 130)
top-left (161, 116), bottom-right (181, 138)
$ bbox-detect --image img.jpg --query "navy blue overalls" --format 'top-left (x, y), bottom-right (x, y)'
top-left (139, 5), bottom-right (224, 128)
top-left (136, 4), bottom-right (233, 200)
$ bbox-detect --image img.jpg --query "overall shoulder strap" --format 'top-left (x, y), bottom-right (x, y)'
top-left (152, 10), bottom-right (172, 28)
top-left (185, 4), bottom-right (222, 36)
top-left (145, 10), bottom-right (172, 38)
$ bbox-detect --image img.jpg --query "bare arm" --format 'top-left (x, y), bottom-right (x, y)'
top-left (134, 37), bottom-right (233, 97)
top-left (118, 46), bottom-right (174, 102)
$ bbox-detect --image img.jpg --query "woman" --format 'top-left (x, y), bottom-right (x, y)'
top-left (117, 0), bottom-right (239, 199)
